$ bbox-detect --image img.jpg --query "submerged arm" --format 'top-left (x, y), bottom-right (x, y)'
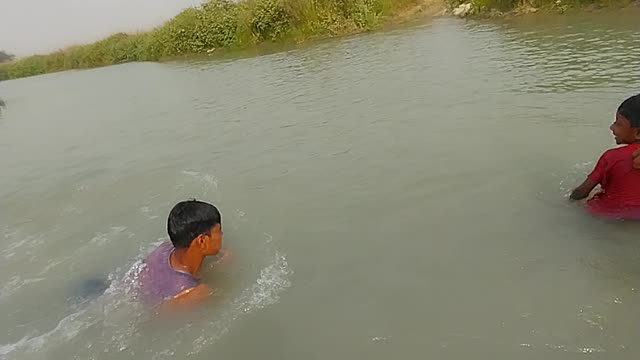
top-left (158, 284), bottom-right (214, 312)
top-left (570, 178), bottom-right (599, 200)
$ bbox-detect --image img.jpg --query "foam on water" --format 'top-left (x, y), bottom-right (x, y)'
top-left (1, 228), bottom-right (44, 261)
top-left (1, 170), bottom-right (292, 359)
top-left (0, 309), bottom-right (95, 358)
top-left (0, 276), bottom-right (46, 302)
top-left (559, 161), bottom-right (594, 196)
top-left (180, 170), bottom-right (219, 197)
top-left (146, 229), bottom-right (292, 359)
top-left (189, 250), bottom-right (291, 355)
top-left (89, 226), bottom-right (132, 246)
top-left (0, 259), bottom-right (145, 359)
top-left (1, 169), bottom-right (291, 359)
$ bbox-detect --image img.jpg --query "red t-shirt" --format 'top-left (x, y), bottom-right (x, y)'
top-left (587, 144), bottom-right (640, 219)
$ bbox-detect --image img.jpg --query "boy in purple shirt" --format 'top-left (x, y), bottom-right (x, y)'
top-left (139, 199), bottom-right (227, 308)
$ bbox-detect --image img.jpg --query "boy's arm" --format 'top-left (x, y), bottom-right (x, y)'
top-left (570, 178), bottom-right (599, 200)
top-left (157, 250), bottom-right (232, 312)
top-left (174, 283), bottom-right (213, 302)
top-left (572, 149), bottom-right (610, 200)
top-left (158, 284), bottom-right (214, 312)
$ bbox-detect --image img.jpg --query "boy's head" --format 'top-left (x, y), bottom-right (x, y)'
top-left (167, 199), bottom-right (222, 255)
top-left (612, 94), bottom-right (640, 144)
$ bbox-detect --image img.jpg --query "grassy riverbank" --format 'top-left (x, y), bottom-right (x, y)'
top-left (1, 0), bottom-right (635, 81)
top-left (1, 0), bottom-right (442, 80)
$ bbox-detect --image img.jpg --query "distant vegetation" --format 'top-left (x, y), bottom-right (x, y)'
top-left (447, 0), bottom-right (633, 15)
top-left (3, 0), bottom-right (632, 80)
top-left (0, 51), bottom-right (14, 81)
top-left (0, 51), bottom-right (15, 63)
top-left (2, 0), bottom-right (425, 80)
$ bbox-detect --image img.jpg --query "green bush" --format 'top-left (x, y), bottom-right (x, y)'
top-left (4, 0), bottom-right (424, 79)
top-left (147, 0), bottom-right (240, 57)
top-left (352, 0), bottom-right (383, 29)
top-left (8, 55), bottom-right (48, 78)
top-left (199, 0), bottom-right (241, 47)
top-left (0, 63), bottom-right (10, 81)
top-left (251, 0), bottom-right (291, 40)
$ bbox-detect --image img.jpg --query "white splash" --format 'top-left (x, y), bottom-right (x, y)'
top-left (0, 261), bottom-right (146, 359)
top-left (89, 226), bottom-right (131, 245)
top-left (180, 170), bottom-right (219, 197)
top-left (1, 214), bottom-right (291, 359)
top-left (188, 251), bottom-right (292, 355)
top-left (372, 336), bottom-right (390, 342)
top-left (0, 230), bottom-right (44, 260)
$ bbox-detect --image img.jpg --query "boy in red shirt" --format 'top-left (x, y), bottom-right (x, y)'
top-left (571, 94), bottom-right (640, 219)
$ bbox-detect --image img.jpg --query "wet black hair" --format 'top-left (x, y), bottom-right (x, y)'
top-left (167, 199), bottom-right (221, 249)
top-left (618, 94), bottom-right (640, 128)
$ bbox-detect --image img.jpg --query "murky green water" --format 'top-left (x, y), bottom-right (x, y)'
top-left (2, 9), bottom-right (640, 359)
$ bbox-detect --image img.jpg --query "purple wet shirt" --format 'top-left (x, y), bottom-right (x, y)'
top-left (139, 241), bottom-right (199, 305)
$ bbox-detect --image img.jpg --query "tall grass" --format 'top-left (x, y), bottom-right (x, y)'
top-left (4, 0), bottom-right (424, 80)
top-left (0, 63), bottom-right (10, 81)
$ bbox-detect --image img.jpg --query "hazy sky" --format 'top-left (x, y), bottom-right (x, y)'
top-left (0, 0), bottom-right (204, 56)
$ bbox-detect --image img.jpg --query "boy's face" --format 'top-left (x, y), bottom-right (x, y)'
top-left (610, 113), bottom-right (640, 144)
top-left (194, 223), bottom-right (223, 256)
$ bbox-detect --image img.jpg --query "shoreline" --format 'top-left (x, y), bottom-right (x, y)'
top-left (0, 0), bottom-right (446, 81)
top-left (450, 0), bottom-right (637, 18)
top-left (0, 0), bottom-right (636, 81)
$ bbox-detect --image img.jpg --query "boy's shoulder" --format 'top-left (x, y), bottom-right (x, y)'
top-left (143, 241), bottom-right (173, 262)
top-left (600, 144), bottom-right (640, 160)
top-left (593, 145), bottom-right (640, 177)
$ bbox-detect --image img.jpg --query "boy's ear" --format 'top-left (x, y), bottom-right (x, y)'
top-left (634, 128), bottom-right (640, 140)
top-left (196, 234), bottom-right (206, 247)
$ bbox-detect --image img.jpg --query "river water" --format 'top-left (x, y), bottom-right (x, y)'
top-left (2, 9), bottom-right (640, 359)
